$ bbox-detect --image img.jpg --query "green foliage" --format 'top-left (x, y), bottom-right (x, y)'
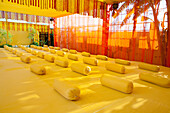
top-left (27, 27), bottom-right (36, 39)
top-left (39, 39), bottom-right (48, 45)
top-left (30, 41), bottom-right (39, 46)
top-left (0, 28), bottom-right (13, 45)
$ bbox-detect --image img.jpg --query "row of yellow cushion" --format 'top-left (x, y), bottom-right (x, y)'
top-left (53, 74), bottom-right (134, 100)
top-left (7, 45), bottom-right (161, 73)
top-left (5, 46), bottom-right (170, 101)
top-left (10, 46), bottom-right (170, 89)
top-left (22, 45), bottom-right (161, 73)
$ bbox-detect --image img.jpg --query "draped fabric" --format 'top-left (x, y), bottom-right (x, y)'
top-left (167, 0), bottom-right (170, 67)
top-left (54, 14), bottom-right (103, 54)
top-left (54, 0), bottom-right (169, 66)
top-left (108, 0), bottom-right (168, 65)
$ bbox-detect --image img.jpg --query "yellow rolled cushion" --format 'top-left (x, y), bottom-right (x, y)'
top-left (49, 46), bottom-right (54, 49)
top-left (31, 50), bottom-right (38, 55)
top-left (139, 72), bottom-right (170, 87)
top-left (42, 47), bottom-right (49, 52)
top-left (56, 51), bottom-right (65, 57)
top-left (12, 49), bottom-right (17, 54)
top-left (30, 64), bottom-right (46, 75)
top-left (37, 52), bottom-right (45, 59)
top-left (54, 47), bottom-right (60, 50)
top-left (43, 45), bottom-right (48, 48)
top-left (44, 54), bottom-right (55, 62)
top-left (7, 47), bottom-right (11, 51)
top-left (50, 49), bottom-right (56, 54)
top-left (138, 63), bottom-right (160, 72)
top-left (54, 57), bottom-right (69, 68)
top-left (34, 46), bottom-right (38, 49)
top-left (96, 55), bottom-right (108, 61)
top-left (68, 54), bottom-right (78, 61)
top-left (18, 45), bottom-right (22, 48)
top-left (62, 48), bottom-right (69, 52)
top-left (71, 63), bottom-right (91, 75)
top-left (30, 45), bottom-right (34, 48)
top-left (4, 45), bottom-right (8, 49)
top-left (26, 48), bottom-right (32, 53)
top-left (22, 46), bottom-right (26, 50)
top-left (81, 52), bottom-right (90, 57)
top-left (105, 62), bottom-right (125, 74)
top-left (53, 79), bottom-right (80, 100)
top-left (69, 49), bottom-right (77, 54)
top-left (9, 48), bottom-right (13, 52)
top-left (20, 55), bottom-right (31, 63)
top-left (101, 74), bottom-right (133, 94)
top-left (83, 57), bottom-right (98, 66)
top-left (16, 51), bottom-right (23, 57)
top-left (37, 46), bottom-right (43, 50)
top-left (115, 59), bottom-right (131, 65)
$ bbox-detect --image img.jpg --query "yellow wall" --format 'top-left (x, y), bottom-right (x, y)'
top-left (10, 30), bottom-right (31, 45)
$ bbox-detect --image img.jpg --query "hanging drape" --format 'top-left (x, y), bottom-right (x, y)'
top-left (54, 14), bottom-right (103, 54)
top-left (54, 0), bottom-right (169, 66)
top-left (167, 0), bottom-right (170, 67)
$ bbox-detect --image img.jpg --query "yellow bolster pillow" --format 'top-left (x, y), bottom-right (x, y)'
top-left (81, 52), bottom-right (90, 57)
top-left (43, 47), bottom-right (49, 52)
top-left (37, 46), bottom-right (43, 50)
top-left (20, 55), bottom-right (31, 63)
top-left (68, 54), bottom-right (78, 61)
top-left (115, 59), bottom-right (131, 65)
top-left (7, 47), bottom-right (10, 51)
top-left (4, 45), bottom-right (7, 49)
top-left (6, 46), bottom-right (9, 50)
top-left (44, 54), bottom-right (55, 62)
top-left (16, 51), bottom-right (23, 57)
top-left (4, 46), bottom-right (7, 50)
top-left (101, 74), bottom-right (133, 94)
top-left (43, 45), bottom-right (48, 48)
top-left (53, 79), bottom-right (80, 100)
top-left (49, 46), bottom-right (54, 49)
top-left (138, 63), bottom-right (160, 72)
top-left (18, 45), bottom-right (22, 48)
top-left (34, 45), bottom-right (37, 49)
top-left (139, 72), bottom-right (170, 87)
top-left (69, 49), bottom-right (77, 54)
top-left (26, 48), bottom-right (32, 53)
top-left (83, 57), bottom-right (98, 66)
top-left (30, 64), bottom-right (46, 75)
top-left (54, 47), bottom-right (60, 50)
top-left (31, 50), bottom-right (38, 55)
top-left (30, 45), bottom-right (34, 48)
top-left (12, 49), bottom-right (17, 54)
top-left (37, 52), bottom-right (45, 59)
top-left (50, 49), bottom-right (56, 54)
top-left (56, 51), bottom-right (65, 57)
top-left (105, 62), bottom-right (125, 74)
top-left (96, 55), bottom-right (108, 61)
top-left (62, 48), bottom-right (69, 52)
top-left (54, 57), bottom-right (69, 68)
top-left (9, 48), bottom-right (13, 52)
top-left (21, 46), bottom-right (25, 50)
top-left (71, 63), bottom-right (91, 75)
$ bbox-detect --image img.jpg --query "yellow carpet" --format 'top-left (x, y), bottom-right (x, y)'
top-left (0, 48), bottom-right (170, 113)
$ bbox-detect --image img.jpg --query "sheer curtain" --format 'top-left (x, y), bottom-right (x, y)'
top-left (53, 0), bottom-right (169, 66)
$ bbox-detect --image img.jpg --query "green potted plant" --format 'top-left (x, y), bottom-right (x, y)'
top-left (27, 27), bottom-right (39, 46)
top-left (0, 28), bottom-right (12, 48)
